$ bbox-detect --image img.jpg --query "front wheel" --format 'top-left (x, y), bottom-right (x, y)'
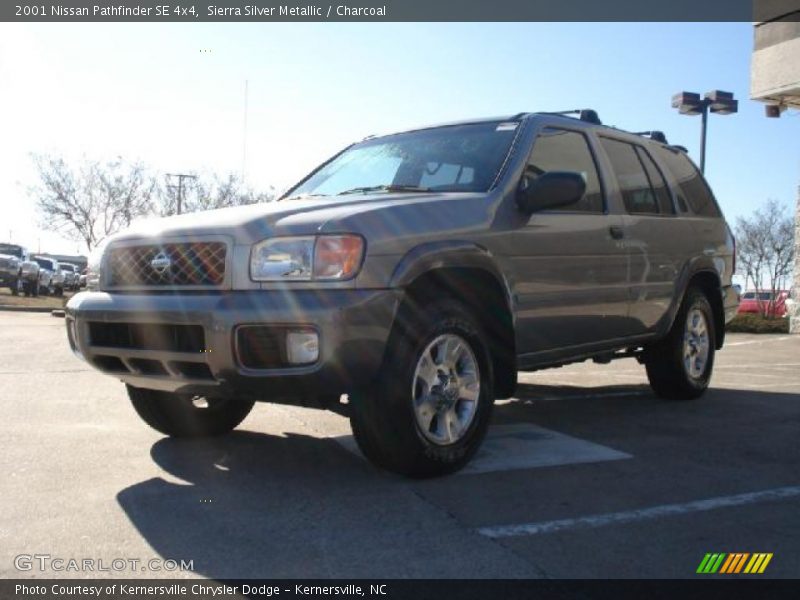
top-left (127, 385), bottom-right (255, 437)
top-left (349, 299), bottom-right (494, 478)
top-left (645, 287), bottom-right (716, 400)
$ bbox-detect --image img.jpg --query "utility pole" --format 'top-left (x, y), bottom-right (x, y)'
top-left (166, 173), bottom-right (197, 215)
top-left (242, 79), bottom-right (249, 184)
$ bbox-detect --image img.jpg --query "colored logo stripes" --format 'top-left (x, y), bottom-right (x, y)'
top-left (697, 553), bottom-right (773, 574)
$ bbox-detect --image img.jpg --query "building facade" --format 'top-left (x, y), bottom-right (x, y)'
top-left (751, 1), bottom-right (800, 332)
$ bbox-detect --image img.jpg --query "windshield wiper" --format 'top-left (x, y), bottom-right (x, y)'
top-left (282, 193), bottom-right (329, 201)
top-left (337, 184), bottom-right (433, 196)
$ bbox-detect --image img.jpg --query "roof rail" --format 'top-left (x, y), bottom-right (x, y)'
top-left (544, 109), bottom-right (603, 125)
top-left (633, 130), bottom-right (669, 144)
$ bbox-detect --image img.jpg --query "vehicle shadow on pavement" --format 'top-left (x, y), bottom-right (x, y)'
top-left (115, 383), bottom-right (799, 578)
top-left (116, 427), bottom-right (543, 579)
top-left (115, 430), bottom-right (390, 578)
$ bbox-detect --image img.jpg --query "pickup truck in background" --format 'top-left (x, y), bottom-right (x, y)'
top-left (0, 243), bottom-right (40, 296)
top-left (33, 256), bottom-right (64, 297)
top-left (60, 263), bottom-right (80, 291)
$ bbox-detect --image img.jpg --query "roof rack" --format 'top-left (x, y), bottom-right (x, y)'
top-left (544, 109), bottom-right (603, 125)
top-left (633, 130), bottom-right (669, 144)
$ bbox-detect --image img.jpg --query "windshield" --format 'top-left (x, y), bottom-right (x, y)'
top-left (742, 292), bottom-right (773, 301)
top-left (287, 121), bottom-right (519, 198)
top-left (0, 244), bottom-right (22, 258)
top-left (35, 258), bottom-right (53, 269)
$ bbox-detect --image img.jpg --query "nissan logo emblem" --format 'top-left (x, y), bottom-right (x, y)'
top-left (150, 252), bottom-right (171, 274)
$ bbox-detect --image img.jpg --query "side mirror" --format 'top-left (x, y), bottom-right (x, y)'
top-left (517, 171), bottom-right (586, 215)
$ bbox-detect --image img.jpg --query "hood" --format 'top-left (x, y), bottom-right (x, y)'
top-left (108, 192), bottom-right (489, 246)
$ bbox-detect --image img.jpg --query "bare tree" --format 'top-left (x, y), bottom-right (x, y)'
top-left (157, 172), bottom-right (274, 216)
top-left (31, 154), bottom-right (156, 250)
top-left (735, 199), bottom-right (794, 318)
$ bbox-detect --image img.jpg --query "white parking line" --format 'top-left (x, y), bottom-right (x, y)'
top-left (476, 485), bottom-right (800, 539)
top-left (726, 336), bottom-right (792, 347)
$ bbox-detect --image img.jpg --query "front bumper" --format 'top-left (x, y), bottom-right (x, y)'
top-left (66, 288), bottom-right (401, 400)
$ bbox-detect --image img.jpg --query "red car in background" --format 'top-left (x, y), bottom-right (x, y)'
top-left (737, 290), bottom-right (790, 318)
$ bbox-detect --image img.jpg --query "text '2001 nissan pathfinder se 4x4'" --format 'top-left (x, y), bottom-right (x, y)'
top-left (66, 110), bottom-right (738, 477)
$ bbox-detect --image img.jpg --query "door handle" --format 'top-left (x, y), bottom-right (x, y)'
top-left (609, 226), bottom-right (625, 240)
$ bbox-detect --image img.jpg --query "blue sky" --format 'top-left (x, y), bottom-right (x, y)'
top-left (0, 22), bottom-right (797, 254)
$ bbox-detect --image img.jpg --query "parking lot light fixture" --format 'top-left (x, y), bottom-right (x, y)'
top-left (671, 90), bottom-right (738, 173)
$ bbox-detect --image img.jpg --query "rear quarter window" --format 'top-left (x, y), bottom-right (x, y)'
top-left (652, 147), bottom-right (722, 217)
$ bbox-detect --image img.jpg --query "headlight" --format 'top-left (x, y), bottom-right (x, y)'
top-left (86, 241), bottom-right (108, 290)
top-left (250, 235), bottom-right (365, 282)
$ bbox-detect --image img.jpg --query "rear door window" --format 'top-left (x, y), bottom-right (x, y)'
top-left (635, 147), bottom-right (675, 214)
top-left (599, 138), bottom-right (660, 215)
top-left (652, 146), bottom-right (721, 217)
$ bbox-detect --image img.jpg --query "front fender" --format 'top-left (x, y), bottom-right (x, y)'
top-left (390, 240), bottom-right (513, 303)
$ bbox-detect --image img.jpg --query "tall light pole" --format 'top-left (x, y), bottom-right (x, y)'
top-left (671, 90), bottom-right (738, 173)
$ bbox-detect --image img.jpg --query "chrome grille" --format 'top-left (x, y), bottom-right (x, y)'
top-left (107, 242), bottom-right (227, 287)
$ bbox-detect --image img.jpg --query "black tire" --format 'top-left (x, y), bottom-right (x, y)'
top-left (10, 277), bottom-right (19, 296)
top-left (349, 299), bottom-right (494, 478)
top-left (31, 281), bottom-right (39, 297)
top-left (645, 287), bottom-right (716, 400)
top-left (127, 385), bottom-right (255, 437)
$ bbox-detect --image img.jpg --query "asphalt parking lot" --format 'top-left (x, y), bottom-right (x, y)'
top-left (1, 311), bottom-right (798, 579)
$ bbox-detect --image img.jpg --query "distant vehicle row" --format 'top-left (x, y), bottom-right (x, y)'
top-left (0, 243), bottom-right (85, 297)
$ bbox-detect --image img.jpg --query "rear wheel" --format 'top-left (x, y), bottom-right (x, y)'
top-left (645, 287), bottom-right (715, 400)
top-left (349, 299), bottom-right (494, 478)
top-left (127, 385), bottom-right (255, 437)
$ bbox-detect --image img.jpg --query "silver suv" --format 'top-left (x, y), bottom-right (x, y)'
top-left (66, 111), bottom-right (738, 477)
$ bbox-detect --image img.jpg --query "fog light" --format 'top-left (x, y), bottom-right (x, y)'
top-left (286, 331), bottom-right (319, 365)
